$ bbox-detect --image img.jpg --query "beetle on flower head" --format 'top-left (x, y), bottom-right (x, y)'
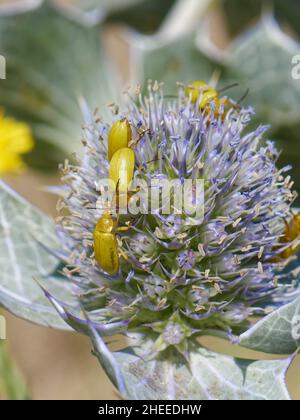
top-left (57, 80), bottom-right (299, 354)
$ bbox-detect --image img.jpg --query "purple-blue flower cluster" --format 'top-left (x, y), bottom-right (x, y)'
top-left (56, 81), bottom-right (299, 349)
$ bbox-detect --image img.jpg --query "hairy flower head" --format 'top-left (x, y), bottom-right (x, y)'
top-left (0, 110), bottom-right (34, 174)
top-left (57, 81), bottom-right (299, 352)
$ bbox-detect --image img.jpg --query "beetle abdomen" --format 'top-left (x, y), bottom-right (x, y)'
top-left (109, 147), bottom-right (135, 193)
top-left (93, 230), bottom-right (119, 275)
top-left (108, 119), bottom-right (131, 161)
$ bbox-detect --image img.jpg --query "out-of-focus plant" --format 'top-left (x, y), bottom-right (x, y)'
top-left (0, 340), bottom-right (29, 400)
top-left (0, 0), bottom-right (300, 401)
top-left (0, 111), bottom-right (33, 174)
top-left (0, 0), bottom-right (176, 170)
top-left (0, 80), bottom-right (300, 399)
top-left (0, 0), bottom-right (299, 190)
top-left (0, 111), bottom-right (33, 400)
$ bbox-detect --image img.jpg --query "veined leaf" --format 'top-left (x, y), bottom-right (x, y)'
top-left (50, 0), bottom-right (146, 26)
top-left (0, 181), bottom-right (71, 329)
top-left (131, 32), bottom-right (218, 92)
top-left (223, 0), bottom-right (300, 38)
top-left (107, 0), bottom-right (176, 34)
top-left (90, 332), bottom-right (293, 400)
top-left (239, 296), bottom-right (300, 355)
top-left (228, 14), bottom-right (300, 127)
top-left (128, 0), bottom-right (219, 89)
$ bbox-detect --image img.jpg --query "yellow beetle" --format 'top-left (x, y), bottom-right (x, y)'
top-left (93, 120), bottom-right (137, 274)
top-left (185, 80), bottom-right (239, 118)
top-left (185, 80), bottom-right (208, 103)
top-left (281, 211), bottom-right (300, 258)
top-left (109, 147), bottom-right (135, 194)
top-left (93, 211), bottom-right (120, 275)
top-left (108, 118), bottom-right (132, 161)
top-left (93, 211), bottom-right (132, 275)
top-left (93, 148), bottom-right (135, 274)
top-left (185, 80), bottom-right (218, 109)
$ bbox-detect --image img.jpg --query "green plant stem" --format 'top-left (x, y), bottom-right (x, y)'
top-left (0, 325), bottom-right (30, 400)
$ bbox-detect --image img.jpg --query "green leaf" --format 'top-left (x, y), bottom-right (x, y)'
top-left (223, 0), bottom-right (300, 38)
top-left (45, 292), bottom-right (129, 336)
top-left (222, 0), bottom-right (262, 37)
top-left (0, 339), bottom-right (29, 400)
top-left (128, 0), bottom-right (220, 89)
top-left (92, 338), bottom-right (293, 400)
top-left (107, 0), bottom-right (176, 34)
top-left (273, 0), bottom-right (300, 38)
top-left (50, 0), bottom-right (146, 26)
top-left (132, 32), bottom-right (218, 92)
top-left (0, 3), bottom-right (116, 167)
top-left (239, 296), bottom-right (300, 355)
top-left (89, 323), bottom-right (128, 397)
top-left (0, 181), bottom-right (71, 329)
top-left (228, 14), bottom-right (300, 127)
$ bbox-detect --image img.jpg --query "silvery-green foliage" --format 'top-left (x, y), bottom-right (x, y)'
top-left (223, 0), bottom-right (300, 38)
top-left (0, 181), bottom-right (72, 329)
top-left (87, 326), bottom-right (294, 400)
top-left (2, 82), bottom-right (299, 399)
top-left (239, 296), bottom-right (300, 354)
top-left (0, 0), bottom-right (300, 401)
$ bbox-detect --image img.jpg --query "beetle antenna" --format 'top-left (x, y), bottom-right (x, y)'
top-left (218, 82), bottom-right (239, 93)
top-left (237, 88), bottom-right (249, 105)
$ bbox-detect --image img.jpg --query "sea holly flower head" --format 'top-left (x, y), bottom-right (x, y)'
top-left (56, 80), bottom-right (299, 353)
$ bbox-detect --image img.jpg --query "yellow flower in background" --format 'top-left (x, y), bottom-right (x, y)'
top-left (0, 110), bottom-right (34, 175)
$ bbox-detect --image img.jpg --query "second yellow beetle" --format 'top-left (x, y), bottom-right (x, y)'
top-left (185, 80), bottom-right (239, 119)
top-left (281, 211), bottom-right (300, 258)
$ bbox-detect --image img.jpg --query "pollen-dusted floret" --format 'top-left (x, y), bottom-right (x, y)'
top-left (57, 81), bottom-right (299, 349)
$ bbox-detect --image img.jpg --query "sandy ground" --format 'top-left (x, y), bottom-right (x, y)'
top-left (5, 312), bottom-right (117, 400)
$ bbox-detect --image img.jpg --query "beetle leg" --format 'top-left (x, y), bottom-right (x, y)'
top-left (128, 128), bottom-right (151, 148)
top-left (116, 223), bottom-right (131, 232)
top-left (221, 97), bottom-right (240, 110)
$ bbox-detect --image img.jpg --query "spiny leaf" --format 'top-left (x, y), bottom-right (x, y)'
top-left (0, 181), bottom-right (71, 329)
top-left (223, 0), bottom-right (300, 38)
top-left (90, 334), bottom-right (293, 400)
top-left (131, 32), bottom-right (218, 92)
top-left (46, 292), bottom-right (129, 336)
top-left (107, 0), bottom-right (176, 34)
top-left (228, 14), bottom-right (300, 127)
top-left (89, 322), bottom-right (128, 397)
top-left (49, 0), bottom-right (146, 26)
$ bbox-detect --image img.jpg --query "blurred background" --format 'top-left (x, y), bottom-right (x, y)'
top-left (0, 0), bottom-right (299, 399)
